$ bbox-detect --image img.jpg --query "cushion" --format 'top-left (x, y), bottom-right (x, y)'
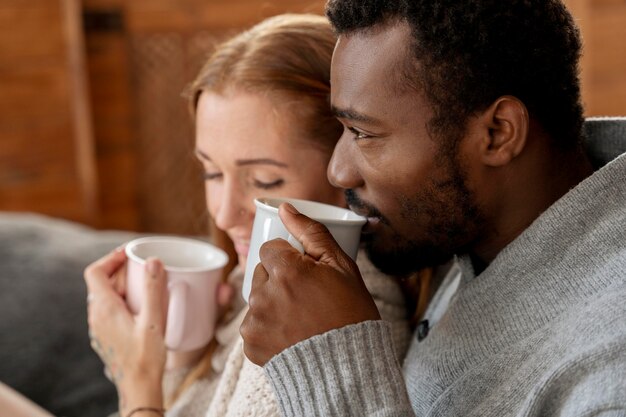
top-left (0, 212), bottom-right (139, 417)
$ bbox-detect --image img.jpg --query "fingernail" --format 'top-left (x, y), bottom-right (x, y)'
top-left (146, 258), bottom-right (160, 277)
top-left (113, 244), bottom-right (125, 253)
top-left (283, 203), bottom-right (298, 214)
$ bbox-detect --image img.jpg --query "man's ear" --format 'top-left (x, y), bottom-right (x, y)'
top-left (477, 96), bottom-right (529, 167)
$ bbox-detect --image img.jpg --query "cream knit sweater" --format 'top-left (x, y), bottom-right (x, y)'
top-left (165, 251), bottom-right (411, 417)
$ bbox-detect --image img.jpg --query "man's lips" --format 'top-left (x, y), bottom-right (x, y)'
top-left (349, 205), bottom-right (382, 232)
top-left (361, 217), bottom-right (382, 234)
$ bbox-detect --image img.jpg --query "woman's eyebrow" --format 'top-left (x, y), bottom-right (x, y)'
top-left (195, 149), bottom-right (211, 161)
top-left (236, 158), bottom-right (288, 168)
top-left (195, 150), bottom-right (288, 168)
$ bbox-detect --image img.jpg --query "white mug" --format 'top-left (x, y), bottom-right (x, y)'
top-left (242, 197), bottom-right (366, 302)
top-left (125, 236), bottom-right (228, 351)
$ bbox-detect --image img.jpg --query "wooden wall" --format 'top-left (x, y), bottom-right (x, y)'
top-left (0, 0), bottom-right (624, 235)
top-left (582, 0), bottom-right (626, 114)
top-left (0, 0), bottom-right (98, 225)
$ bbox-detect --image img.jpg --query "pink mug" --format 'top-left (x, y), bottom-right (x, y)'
top-left (125, 236), bottom-right (228, 351)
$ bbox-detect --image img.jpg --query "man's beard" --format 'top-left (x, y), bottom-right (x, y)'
top-left (345, 155), bottom-right (484, 277)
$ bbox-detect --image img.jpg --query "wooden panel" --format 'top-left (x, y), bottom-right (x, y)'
top-left (563, 0), bottom-right (626, 117)
top-left (590, 0), bottom-right (626, 8)
top-left (124, 0), bottom-right (326, 32)
top-left (0, 0), bottom-right (98, 224)
top-left (64, 0), bottom-right (99, 223)
top-left (0, 65), bottom-right (70, 121)
top-left (0, 1), bottom-right (65, 61)
top-left (585, 78), bottom-right (626, 115)
top-left (130, 31), bottom-right (209, 234)
top-left (0, 120), bottom-right (76, 181)
top-left (585, 0), bottom-right (626, 115)
top-left (587, 3), bottom-right (626, 79)
top-left (84, 24), bottom-right (140, 230)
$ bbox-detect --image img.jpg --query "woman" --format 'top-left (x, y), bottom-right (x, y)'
top-left (85, 14), bottom-right (413, 417)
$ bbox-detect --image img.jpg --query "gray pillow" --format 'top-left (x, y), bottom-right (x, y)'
top-left (0, 212), bottom-right (139, 417)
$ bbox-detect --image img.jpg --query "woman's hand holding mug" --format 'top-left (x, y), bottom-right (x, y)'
top-left (84, 248), bottom-right (166, 414)
top-left (84, 237), bottom-right (230, 414)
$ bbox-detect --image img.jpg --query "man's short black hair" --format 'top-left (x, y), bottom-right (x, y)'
top-left (326, 0), bottom-right (584, 149)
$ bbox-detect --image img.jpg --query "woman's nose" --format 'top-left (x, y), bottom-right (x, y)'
top-left (327, 133), bottom-right (363, 190)
top-left (213, 181), bottom-right (247, 231)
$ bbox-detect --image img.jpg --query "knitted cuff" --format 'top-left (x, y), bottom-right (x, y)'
top-left (264, 320), bottom-right (413, 417)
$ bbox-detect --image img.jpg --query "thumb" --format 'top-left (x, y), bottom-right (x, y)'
top-left (278, 203), bottom-right (349, 266)
top-left (138, 257), bottom-right (167, 332)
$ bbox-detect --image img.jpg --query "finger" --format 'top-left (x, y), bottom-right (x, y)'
top-left (240, 310), bottom-right (267, 365)
top-left (278, 203), bottom-right (346, 264)
top-left (258, 238), bottom-right (307, 280)
top-left (216, 283), bottom-right (233, 308)
top-left (137, 257), bottom-right (167, 331)
top-left (111, 263), bottom-right (128, 297)
top-left (84, 250), bottom-right (127, 295)
top-left (88, 248), bottom-right (127, 278)
top-left (248, 262), bottom-right (270, 310)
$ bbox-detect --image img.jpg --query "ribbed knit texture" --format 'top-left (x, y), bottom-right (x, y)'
top-left (264, 122), bottom-right (626, 416)
top-left (266, 321), bottom-right (414, 417)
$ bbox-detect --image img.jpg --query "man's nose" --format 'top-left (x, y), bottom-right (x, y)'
top-left (328, 133), bottom-right (363, 190)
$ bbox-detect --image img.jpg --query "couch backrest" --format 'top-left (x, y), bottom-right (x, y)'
top-left (583, 116), bottom-right (626, 169)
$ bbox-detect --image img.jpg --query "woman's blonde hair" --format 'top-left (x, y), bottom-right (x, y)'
top-left (169, 13), bottom-right (342, 407)
top-left (187, 13), bottom-right (342, 152)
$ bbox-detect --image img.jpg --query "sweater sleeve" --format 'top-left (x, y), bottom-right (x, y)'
top-left (264, 320), bottom-right (415, 417)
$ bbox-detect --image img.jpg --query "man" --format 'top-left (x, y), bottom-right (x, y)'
top-left (241, 0), bottom-right (626, 415)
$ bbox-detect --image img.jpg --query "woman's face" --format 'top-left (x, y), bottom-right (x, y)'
top-left (195, 90), bottom-right (344, 267)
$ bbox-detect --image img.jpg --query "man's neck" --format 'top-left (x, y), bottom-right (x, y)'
top-left (470, 145), bottom-right (594, 271)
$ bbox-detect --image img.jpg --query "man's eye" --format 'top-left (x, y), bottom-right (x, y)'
top-left (348, 126), bottom-right (371, 140)
top-left (203, 172), bottom-right (223, 181)
top-left (253, 179), bottom-right (284, 190)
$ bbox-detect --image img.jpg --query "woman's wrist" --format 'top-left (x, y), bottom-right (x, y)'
top-left (117, 373), bottom-right (164, 417)
top-left (123, 406), bottom-right (165, 417)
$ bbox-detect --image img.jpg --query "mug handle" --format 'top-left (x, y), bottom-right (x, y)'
top-left (287, 234), bottom-right (305, 254)
top-left (165, 281), bottom-right (188, 350)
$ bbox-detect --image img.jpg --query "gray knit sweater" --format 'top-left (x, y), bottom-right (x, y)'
top-left (263, 119), bottom-right (626, 417)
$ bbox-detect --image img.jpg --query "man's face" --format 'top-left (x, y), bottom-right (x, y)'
top-left (328, 22), bottom-right (485, 275)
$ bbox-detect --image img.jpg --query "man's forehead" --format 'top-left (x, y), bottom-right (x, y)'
top-left (333, 22), bottom-right (411, 70)
top-left (331, 22), bottom-right (415, 114)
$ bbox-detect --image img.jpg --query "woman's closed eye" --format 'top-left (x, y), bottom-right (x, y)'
top-left (253, 178), bottom-right (284, 190)
top-left (203, 172), bottom-right (223, 181)
top-left (202, 171), bottom-right (283, 190)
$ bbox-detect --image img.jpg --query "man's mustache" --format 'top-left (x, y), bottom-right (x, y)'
top-left (344, 189), bottom-right (389, 225)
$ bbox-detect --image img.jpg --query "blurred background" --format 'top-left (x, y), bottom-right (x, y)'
top-left (0, 0), bottom-right (624, 238)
